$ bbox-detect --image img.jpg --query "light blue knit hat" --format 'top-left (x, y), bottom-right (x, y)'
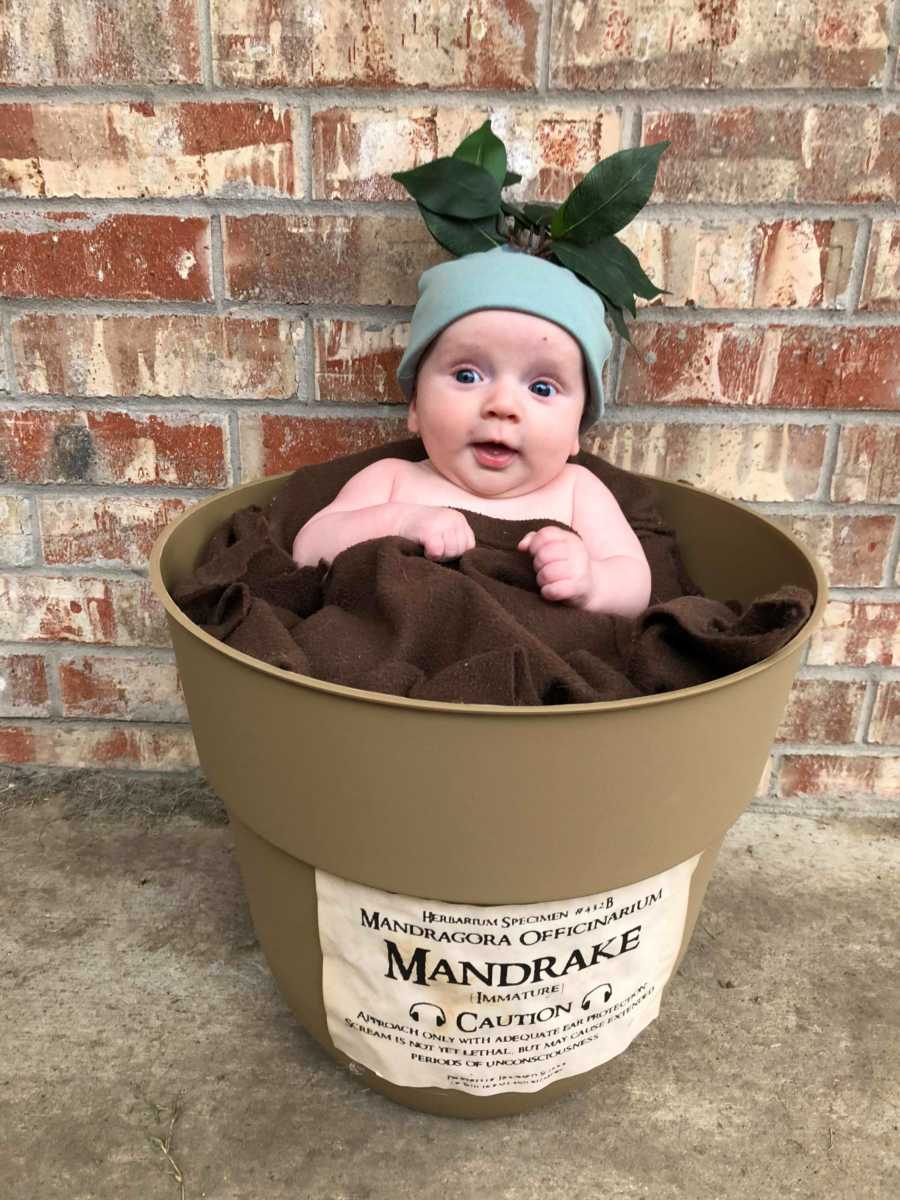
top-left (397, 245), bottom-right (613, 432)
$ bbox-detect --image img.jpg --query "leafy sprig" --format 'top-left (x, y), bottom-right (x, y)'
top-left (391, 119), bottom-right (669, 342)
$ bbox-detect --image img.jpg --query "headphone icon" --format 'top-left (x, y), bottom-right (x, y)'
top-left (409, 1002), bottom-right (447, 1027)
top-left (581, 983), bottom-right (613, 1011)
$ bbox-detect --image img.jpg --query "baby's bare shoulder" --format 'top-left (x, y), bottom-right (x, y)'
top-left (327, 456), bottom-right (404, 507)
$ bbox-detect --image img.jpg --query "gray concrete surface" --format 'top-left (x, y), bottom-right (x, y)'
top-left (2, 768), bottom-right (897, 1200)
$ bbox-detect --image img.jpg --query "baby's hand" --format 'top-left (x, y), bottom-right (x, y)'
top-left (518, 527), bottom-right (592, 605)
top-left (399, 506), bottom-right (476, 561)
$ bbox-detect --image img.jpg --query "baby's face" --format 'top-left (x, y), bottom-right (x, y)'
top-left (407, 309), bottom-right (586, 500)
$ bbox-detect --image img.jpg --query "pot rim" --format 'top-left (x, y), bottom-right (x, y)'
top-left (149, 470), bottom-right (829, 718)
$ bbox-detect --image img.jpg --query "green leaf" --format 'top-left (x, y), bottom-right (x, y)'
top-left (500, 198), bottom-right (528, 223)
top-left (392, 157), bottom-right (501, 219)
top-left (595, 235), bottom-right (666, 300)
top-left (417, 204), bottom-right (505, 257)
top-left (522, 202), bottom-right (558, 229)
top-left (549, 141), bottom-right (669, 243)
top-left (452, 119), bottom-right (508, 187)
top-left (604, 302), bottom-right (632, 343)
top-left (551, 240), bottom-right (638, 317)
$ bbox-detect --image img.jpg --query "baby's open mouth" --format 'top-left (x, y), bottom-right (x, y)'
top-left (472, 442), bottom-right (518, 468)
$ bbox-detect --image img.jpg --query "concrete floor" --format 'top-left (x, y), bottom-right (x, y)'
top-left (1, 768), bottom-right (897, 1200)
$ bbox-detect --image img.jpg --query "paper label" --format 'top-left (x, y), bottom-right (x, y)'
top-left (316, 855), bottom-right (700, 1095)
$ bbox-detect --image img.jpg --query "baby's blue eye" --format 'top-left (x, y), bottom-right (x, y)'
top-left (454, 368), bottom-right (481, 384)
top-left (530, 380), bottom-right (556, 398)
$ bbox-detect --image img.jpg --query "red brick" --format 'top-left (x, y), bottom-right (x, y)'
top-left (775, 678), bottom-right (866, 743)
top-left (0, 496), bottom-right (33, 566)
top-left (0, 212), bottom-right (211, 300)
top-left (766, 326), bottom-right (899, 411)
top-left (12, 315), bottom-right (299, 400)
top-left (0, 410), bottom-right (228, 488)
top-left (39, 497), bottom-right (187, 568)
top-left (620, 218), bottom-right (856, 310)
top-left (778, 754), bottom-right (899, 801)
top-left (224, 214), bottom-right (442, 305)
top-left (771, 514), bottom-right (894, 588)
top-left (58, 654), bottom-right (186, 721)
top-left (618, 324), bottom-right (899, 411)
top-left (0, 654), bottom-right (50, 718)
top-left (213, 0), bottom-right (541, 89)
top-left (0, 726), bottom-right (34, 764)
top-left (550, 0), bottom-right (889, 90)
top-left (859, 221), bottom-right (900, 311)
top-left (314, 320), bottom-right (409, 405)
top-left (831, 427), bottom-right (900, 504)
top-left (0, 575), bottom-right (168, 648)
top-left (239, 414), bottom-right (409, 480)
top-left (868, 683), bottom-right (900, 746)
top-left (807, 601), bottom-right (899, 668)
top-left (0, 721), bottom-right (198, 770)
top-left (0, 102), bottom-right (295, 199)
top-left (0, 0), bottom-right (201, 85)
top-left (584, 420), bottom-right (826, 502)
top-left (311, 106), bottom-right (622, 202)
top-left (642, 107), bottom-right (899, 205)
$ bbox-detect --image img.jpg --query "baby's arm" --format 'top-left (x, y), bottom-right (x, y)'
top-left (518, 468), bottom-right (651, 617)
top-left (577, 469), bottom-right (651, 616)
top-left (292, 459), bottom-right (475, 566)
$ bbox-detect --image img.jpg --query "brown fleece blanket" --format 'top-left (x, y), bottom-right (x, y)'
top-left (172, 437), bottom-right (813, 705)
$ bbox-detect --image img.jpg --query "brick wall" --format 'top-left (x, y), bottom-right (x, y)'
top-left (0, 0), bottom-right (898, 810)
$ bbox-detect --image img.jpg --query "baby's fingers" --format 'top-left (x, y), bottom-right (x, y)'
top-left (536, 560), bottom-right (572, 587)
top-left (541, 578), bottom-right (579, 603)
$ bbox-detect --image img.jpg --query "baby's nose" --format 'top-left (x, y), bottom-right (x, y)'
top-left (483, 382), bottom-right (520, 416)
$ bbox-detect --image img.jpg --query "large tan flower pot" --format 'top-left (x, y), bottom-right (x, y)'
top-left (150, 469), bottom-right (826, 1119)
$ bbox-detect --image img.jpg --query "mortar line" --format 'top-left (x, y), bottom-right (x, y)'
top-left (854, 680), bottom-right (881, 745)
top-left (304, 316), bottom-right (316, 406)
top-left (799, 663), bottom-right (900, 681)
top-left (5, 394), bottom-right (900, 428)
top-left (591, 403), bottom-right (900, 426)
top-left (1, 84), bottom-right (896, 108)
top-left (770, 741), bottom-right (900, 757)
top-left (815, 420), bottom-right (844, 503)
top-left (40, 644), bottom-right (64, 719)
top-left (885, 0), bottom-right (900, 93)
top-left (0, 640), bottom-right (180, 662)
top-left (226, 408), bottom-right (241, 487)
top-left (623, 101), bottom-right (642, 150)
top-left (607, 331), bottom-right (627, 411)
top-left (30, 485), bottom-right (46, 567)
top-left (1, 483), bottom-right (221, 501)
top-left (299, 102), bottom-right (312, 200)
top-left (538, 0), bottom-right (553, 92)
top-left (753, 795), bottom-right (900, 817)
top-left (0, 309), bottom-right (14, 400)
top-left (209, 213), bottom-right (227, 309)
top-left (809, 586), bottom-right (900, 601)
top-left (197, 0), bottom-right (215, 89)
top-left (0, 715), bottom-right (196, 734)
top-left (4, 195), bottom-right (900, 221)
top-left (2, 295), bottom-right (898, 327)
top-left (0, 562), bottom-right (162, 580)
top-left (845, 215), bottom-right (874, 314)
top-left (882, 510), bottom-right (900, 589)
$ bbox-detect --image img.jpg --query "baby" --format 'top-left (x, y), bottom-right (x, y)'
top-left (292, 246), bottom-right (651, 619)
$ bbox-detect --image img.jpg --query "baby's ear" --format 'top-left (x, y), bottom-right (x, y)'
top-left (406, 397), bottom-right (419, 434)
